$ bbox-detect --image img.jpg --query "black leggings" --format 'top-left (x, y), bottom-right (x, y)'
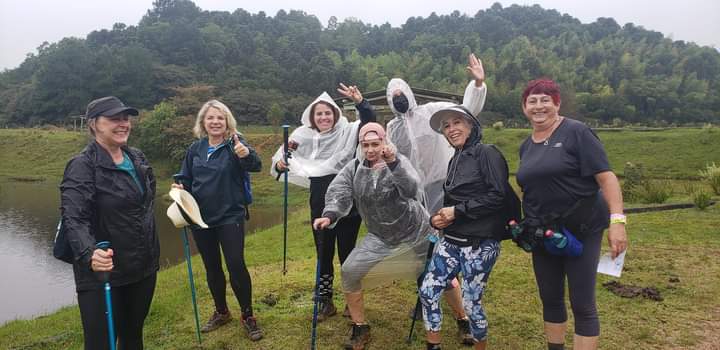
top-left (77, 273), bottom-right (156, 350)
top-left (532, 228), bottom-right (604, 336)
top-left (192, 222), bottom-right (253, 316)
top-left (310, 174), bottom-right (362, 297)
top-left (312, 215), bottom-right (362, 296)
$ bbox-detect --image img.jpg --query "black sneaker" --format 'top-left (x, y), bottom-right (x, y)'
top-left (456, 318), bottom-right (474, 346)
top-left (343, 323), bottom-right (371, 350)
top-left (317, 297), bottom-right (337, 322)
top-left (242, 316), bottom-right (263, 341)
top-left (200, 310), bottom-right (232, 333)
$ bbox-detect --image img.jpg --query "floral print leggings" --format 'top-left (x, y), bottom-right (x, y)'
top-left (420, 237), bottom-right (500, 341)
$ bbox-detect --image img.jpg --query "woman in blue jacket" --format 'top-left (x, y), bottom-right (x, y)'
top-left (173, 100), bottom-right (263, 341)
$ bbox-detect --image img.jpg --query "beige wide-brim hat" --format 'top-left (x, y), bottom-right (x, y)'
top-left (166, 188), bottom-right (208, 229)
top-left (429, 105), bottom-right (479, 134)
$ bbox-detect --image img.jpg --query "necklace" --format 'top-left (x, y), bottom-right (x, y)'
top-left (532, 116), bottom-right (562, 144)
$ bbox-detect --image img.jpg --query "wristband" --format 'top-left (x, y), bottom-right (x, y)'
top-left (610, 213), bottom-right (626, 225)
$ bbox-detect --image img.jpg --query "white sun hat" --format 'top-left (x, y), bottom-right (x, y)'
top-left (166, 188), bottom-right (208, 229)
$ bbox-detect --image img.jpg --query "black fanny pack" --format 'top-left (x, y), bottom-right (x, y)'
top-left (509, 193), bottom-right (598, 252)
top-left (443, 233), bottom-right (487, 250)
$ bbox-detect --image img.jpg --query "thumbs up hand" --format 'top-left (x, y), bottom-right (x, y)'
top-left (233, 134), bottom-right (249, 158)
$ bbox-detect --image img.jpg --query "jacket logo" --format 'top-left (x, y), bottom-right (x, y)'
top-left (552, 142), bottom-right (563, 148)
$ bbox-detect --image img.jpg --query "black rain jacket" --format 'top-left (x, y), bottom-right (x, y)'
top-left (60, 141), bottom-right (159, 291)
top-left (441, 121), bottom-right (520, 241)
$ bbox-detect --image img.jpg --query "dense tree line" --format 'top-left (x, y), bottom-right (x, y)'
top-left (1, 0), bottom-right (719, 126)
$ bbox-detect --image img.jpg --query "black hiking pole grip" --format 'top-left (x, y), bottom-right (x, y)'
top-left (407, 239), bottom-right (437, 343)
top-left (282, 125), bottom-right (290, 275)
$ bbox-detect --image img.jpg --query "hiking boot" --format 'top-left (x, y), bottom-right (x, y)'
top-left (343, 323), bottom-right (371, 350)
top-left (242, 316), bottom-right (263, 341)
top-left (427, 342), bottom-right (442, 350)
top-left (456, 318), bottom-right (474, 346)
top-left (342, 304), bottom-right (351, 318)
top-left (200, 310), bottom-right (232, 333)
top-left (317, 297), bottom-right (337, 322)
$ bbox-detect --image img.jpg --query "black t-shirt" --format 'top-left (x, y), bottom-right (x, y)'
top-left (516, 118), bottom-right (610, 231)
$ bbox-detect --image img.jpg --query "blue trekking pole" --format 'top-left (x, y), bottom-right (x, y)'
top-left (282, 124), bottom-right (290, 275)
top-left (173, 174), bottom-right (202, 344)
top-left (95, 241), bottom-right (116, 350)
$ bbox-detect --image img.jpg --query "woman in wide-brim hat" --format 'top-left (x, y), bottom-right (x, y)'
top-left (420, 105), bottom-right (520, 350)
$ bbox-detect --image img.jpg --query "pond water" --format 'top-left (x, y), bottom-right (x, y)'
top-left (0, 179), bottom-right (285, 325)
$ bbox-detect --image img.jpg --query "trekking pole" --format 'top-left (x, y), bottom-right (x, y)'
top-left (282, 124), bottom-right (290, 275)
top-left (181, 226), bottom-right (202, 344)
top-left (407, 237), bottom-right (437, 343)
top-left (95, 241), bottom-right (116, 350)
top-left (310, 229), bottom-right (324, 350)
top-left (172, 174), bottom-right (202, 344)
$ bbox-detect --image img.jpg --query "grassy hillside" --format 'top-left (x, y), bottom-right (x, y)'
top-left (1, 127), bottom-right (719, 348)
top-left (1, 204), bottom-right (718, 349)
top-left (1, 126), bottom-right (718, 181)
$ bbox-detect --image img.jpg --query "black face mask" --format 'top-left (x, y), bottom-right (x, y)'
top-left (392, 94), bottom-right (410, 114)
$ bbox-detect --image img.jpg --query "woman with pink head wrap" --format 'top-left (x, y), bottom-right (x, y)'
top-left (313, 122), bottom-right (433, 350)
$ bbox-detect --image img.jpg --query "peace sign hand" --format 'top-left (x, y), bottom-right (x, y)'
top-left (337, 83), bottom-right (364, 104)
top-left (467, 53), bottom-right (485, 87)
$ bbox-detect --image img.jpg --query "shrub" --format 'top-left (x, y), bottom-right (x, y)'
top-left (637, 180), bottom-right (672, 204)
top-left (699, 162), bottom-right (720, 195)
top-left (690, 187), bottom-right (713, 210)
top-left (492, 121), bottom-right (504, 130)
top-left (623, 162), bottom-right (645, 202)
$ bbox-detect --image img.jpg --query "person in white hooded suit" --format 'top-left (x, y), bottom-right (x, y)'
top-left (385, 53), bottom-right (489, 346)
top-left (271, 84), bottom-right (375, 321)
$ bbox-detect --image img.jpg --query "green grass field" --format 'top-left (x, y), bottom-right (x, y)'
top-left (0, 127), bottom-right (718, 349)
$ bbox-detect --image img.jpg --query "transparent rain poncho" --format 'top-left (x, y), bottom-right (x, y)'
top-left (386, 79), bottom-right (487, 213)
top-left (270, 92), bottom-right (361, 188)
top-left (322, 153), bottom-right (434, 292)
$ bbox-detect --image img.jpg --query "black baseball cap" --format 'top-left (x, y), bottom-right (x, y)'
top-left (85, 96), bottom-right (139, 119)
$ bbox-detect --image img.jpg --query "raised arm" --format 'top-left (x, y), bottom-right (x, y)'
top-left (338, 83), bottom-right (377, 127)
top-left (461, 53), bottom-right (488, 117)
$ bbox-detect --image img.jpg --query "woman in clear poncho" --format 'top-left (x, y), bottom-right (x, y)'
top-left (313, 122), bottom-right (433, 350)
top-left (271, 84), bottom-right (375, 321)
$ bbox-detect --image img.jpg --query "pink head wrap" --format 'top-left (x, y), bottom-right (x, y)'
top-left (359, 122), bottom-right (386, 142)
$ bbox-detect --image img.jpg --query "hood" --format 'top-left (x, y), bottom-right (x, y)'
top-left (386, 78), bottom-right (418, 115)
top-left (300, 92), bottom-right (345, 128)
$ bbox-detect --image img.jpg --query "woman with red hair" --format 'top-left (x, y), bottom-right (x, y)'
top-left (516, 79), bottom-right (628, 350)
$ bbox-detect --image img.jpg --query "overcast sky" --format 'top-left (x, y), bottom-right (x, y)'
top-left (1, 0), bottom-right (718, 70)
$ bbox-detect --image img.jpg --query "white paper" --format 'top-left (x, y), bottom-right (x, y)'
top-left (597, 251), bottom-right (626, 277)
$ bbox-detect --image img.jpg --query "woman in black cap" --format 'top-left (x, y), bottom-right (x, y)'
top-left (60, 96), bottom-right (159, 349)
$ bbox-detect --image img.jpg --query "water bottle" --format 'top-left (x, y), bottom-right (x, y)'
top-left (508, 220), bottom-right (533, 252)
top-left (543, 229), bottom-right (568, 249)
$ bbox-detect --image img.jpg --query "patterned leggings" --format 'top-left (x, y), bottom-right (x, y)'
top-left (420, 238), bottom-right (500, 341)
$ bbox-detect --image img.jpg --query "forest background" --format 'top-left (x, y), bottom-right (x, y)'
top-left (1, 0), bottom-right (719, 133)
